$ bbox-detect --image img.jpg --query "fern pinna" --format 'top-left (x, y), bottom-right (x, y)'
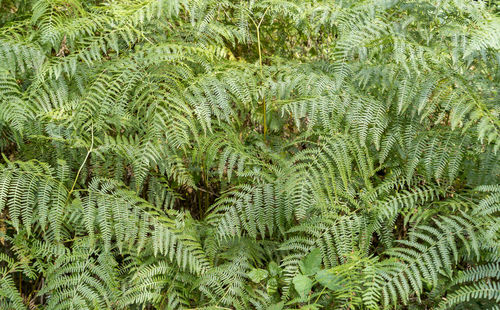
top-left (0, 0), bottom-right (499, 309)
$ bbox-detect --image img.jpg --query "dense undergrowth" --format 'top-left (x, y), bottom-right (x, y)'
top-left (0, 0), bottom-right (499, 309)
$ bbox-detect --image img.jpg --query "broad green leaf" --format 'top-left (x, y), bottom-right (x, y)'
top-left (315, 269), bottom-right (343, 290)
top-left (300, 305), bottom-right (319, 310)
top-left (293, 274), bottom-right (312, 299)
top-left (267, 301), bottom-right (284, 310)
top-left (248, 268), bottom-right (269, 283)
top-left (299, 248), bottom-right (322, 275)
top-left (267, 277), bottom-right (278, 294)
top-left (268, 261), bottom-right (280, 277)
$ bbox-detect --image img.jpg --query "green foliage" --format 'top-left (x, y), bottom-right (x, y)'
top-left (0, 0), bottom-right (499, 309)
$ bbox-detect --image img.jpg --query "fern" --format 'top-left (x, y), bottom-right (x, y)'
top-left (0, 0), bottom-right (499, 309)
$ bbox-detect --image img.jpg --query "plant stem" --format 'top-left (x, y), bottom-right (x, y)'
top-left (251, 7), bottom-right (270, 140)
top-left (68, 124), bottom-right (94, 201)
